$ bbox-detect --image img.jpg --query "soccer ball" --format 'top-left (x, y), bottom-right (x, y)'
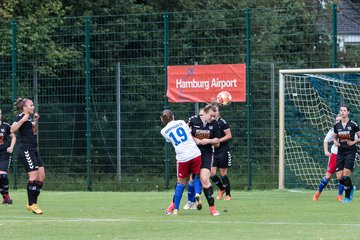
top-left (216, 91), bottom-right (232, 106)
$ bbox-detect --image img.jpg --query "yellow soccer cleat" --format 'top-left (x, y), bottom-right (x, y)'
top-left (26, 204), bottom-right (44, 215)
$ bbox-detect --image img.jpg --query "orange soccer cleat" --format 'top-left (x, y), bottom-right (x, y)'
top-left (312, 191), bottom-right (320, 201)
top-left (217, 190), bottom-right (225, 200)
top-left (336, 195), bottom-right (343, 202)
top-left (224, 195), bottom-right (231, 201)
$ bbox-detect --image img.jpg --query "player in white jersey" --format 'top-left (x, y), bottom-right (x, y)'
top-left (160, 110), bottom-right (202, 215)
top-left (313, 114), bottom-right (344, 201)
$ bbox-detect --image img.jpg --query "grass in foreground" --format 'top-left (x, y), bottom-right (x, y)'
top-left (1, 189), bottom-right (360, 240)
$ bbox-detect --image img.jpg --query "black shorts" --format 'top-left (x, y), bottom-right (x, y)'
top-left (0, 152), bottom-right (11, 172)
top-left (17, 147), bottom-right (44, 172)
top-left (336, 151), bottom-right (356, 172)
top-left (201, 151), bottom-right (214, 170)
top-left (213, 151), bottom-right (232, 168)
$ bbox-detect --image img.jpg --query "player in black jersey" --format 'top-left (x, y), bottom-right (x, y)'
top-left (188, 104), bottom-right (221, 216)
top-left (211, 105), bottom-right (233, 201)
top-left (0, 109), bottom-right (16, 204)
top-left (333, 104), bottom-right (360, 203)
top-left (11, 98), bottom-right (45, 214)
top-left (183, 108), bottom-right (205, 211)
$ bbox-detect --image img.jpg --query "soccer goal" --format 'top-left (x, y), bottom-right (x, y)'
top-left (279, 68), bottom-right (360, 190)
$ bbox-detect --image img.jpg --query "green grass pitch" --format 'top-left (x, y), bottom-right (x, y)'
top-left (2, 189), bottom-right (360, 240)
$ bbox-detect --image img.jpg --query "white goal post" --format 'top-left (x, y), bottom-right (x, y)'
top-left (279, 68), bottom-right (360, 189)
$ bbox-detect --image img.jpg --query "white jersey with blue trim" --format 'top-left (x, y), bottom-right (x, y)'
top-left (161, 120), bottom-right (201, 162)
top-left (324, 128), bottom-right (338, 154)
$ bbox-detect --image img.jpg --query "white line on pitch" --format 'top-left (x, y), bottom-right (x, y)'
top-left (2, 218), bottom-right (360, 227)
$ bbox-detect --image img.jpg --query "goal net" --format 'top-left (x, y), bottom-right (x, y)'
top-left (279, 68), bottom-right (360, 189)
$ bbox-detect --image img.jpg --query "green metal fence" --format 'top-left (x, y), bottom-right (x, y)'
top-left (0, 5), bottom-right (356, 191)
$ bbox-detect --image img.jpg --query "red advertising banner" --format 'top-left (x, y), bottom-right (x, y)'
top-left (167, 64), bottom-right (246, 103)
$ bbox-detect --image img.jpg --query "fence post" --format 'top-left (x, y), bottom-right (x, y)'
top-left (163, 11), bottom-right (170, 190)
top-left (11, 19), bottom-right (18, 189)
top-left (332, 3), bottom-right (337, 68)
top-left (85, 16), bottom-right (92, 191)
top-left (270, 63), bottom-right (275, 177)
top-left (116, 63), bottom-right (122, 182)
top-left (246, 8), bottom-right (252, 191)
top-left (33, 66), bottom-right (39, 146)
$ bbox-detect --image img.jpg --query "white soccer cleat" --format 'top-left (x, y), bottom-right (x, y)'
top-left (183, 201), bottom-right (196, 210)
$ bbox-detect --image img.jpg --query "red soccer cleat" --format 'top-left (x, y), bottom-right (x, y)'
top-left (209, 206), bottom-right (220, 216)
top-left (2, 195), bottom-right (13, 205)
top-left (165, 202), bottom-right (175, 215)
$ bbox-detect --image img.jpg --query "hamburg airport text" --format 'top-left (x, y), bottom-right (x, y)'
top-left (175, 78), bottom-right (238, 90)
